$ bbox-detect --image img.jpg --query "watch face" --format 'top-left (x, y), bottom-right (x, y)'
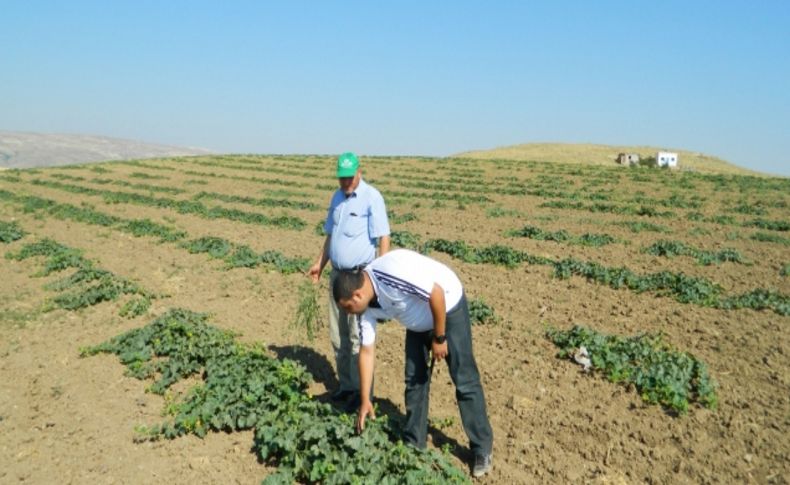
top-left (434, 335), bottom-right (446, 344)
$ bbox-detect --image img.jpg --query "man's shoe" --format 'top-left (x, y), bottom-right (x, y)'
top-left (472, 453), bottom-right (492, 478)
top-left (330, 389), bottom-right (355, 402)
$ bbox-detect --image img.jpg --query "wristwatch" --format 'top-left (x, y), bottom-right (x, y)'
top-left (433, 334), bottom-right (447, 344)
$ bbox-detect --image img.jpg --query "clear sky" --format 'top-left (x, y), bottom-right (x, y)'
top-left (2, 1), bottom-right (788, 175)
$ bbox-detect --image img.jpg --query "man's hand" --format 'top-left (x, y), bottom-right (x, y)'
top-left (356, 399), bottom-right (376, 433)
top-left (307, 263), bottom-right (321, 283)
top-left (432, 341), bottom-right (448, 361)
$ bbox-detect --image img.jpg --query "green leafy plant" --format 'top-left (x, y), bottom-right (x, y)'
top-left (225, 246), bottom-right (260, 268)
top-left (53, 274), bottom-right (143, 310)
top-left (486, 206), bottom-right (519, 218)
top-left (6, 238), bottom-right (90, 276)
top-left (751, 232), bottom-right (790, 246)
top-left (117, 219), bottom-right (187, 242)
top-left (719, 289), bottom-right (789, 316)
top-left (181, 236), bottom-right (233, 258)
top-left (744, 218), bottom-right (789, 232)
top-left (388, 210), bottom-right (418, 224)
top-left (644, 240), bottom-right (749, 266)
top-left (0, 221), bottom-right (26, 243)
top-left (540, 200), bottom-right (675, 218)
top-left (390, 230), bottom-right (422, 250)
top-left (613, 220), bottom-right (671, 234)
top-left (129, 171), bottom-right (167, 180)
top-left (119, 296), bottom-right (152, 318)
top-left (546, 325), bottom-right (718, 414)
top-left (468, 298), bottom-right (499, 325)
top-left (507, 224), bottom-right (617, 247)
top-left (259, 251), bottom-right (310, 274)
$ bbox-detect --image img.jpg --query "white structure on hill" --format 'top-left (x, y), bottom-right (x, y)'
top-left (657, 151), bottom-right (678, 168)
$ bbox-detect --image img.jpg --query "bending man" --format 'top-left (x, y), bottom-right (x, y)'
top-left (333, 249), bottom-right (493, 478)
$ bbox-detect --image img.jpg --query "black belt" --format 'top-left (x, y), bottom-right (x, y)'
top-left (337, 264), bottom-right (368, 272)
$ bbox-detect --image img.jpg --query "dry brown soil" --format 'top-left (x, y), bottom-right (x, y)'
top-left (0, 156), bottom-right (788, 484)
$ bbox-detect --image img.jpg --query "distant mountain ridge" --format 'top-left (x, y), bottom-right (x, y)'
top-left (0, 131), bottom-right (214, 169)
top-left (454, 142), bottom-right (760, 176)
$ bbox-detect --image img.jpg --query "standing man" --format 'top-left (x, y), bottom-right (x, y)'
top-left (332, 249), bottom-right (494, 478)
top-left (308, 152), bottom-right (391, 409)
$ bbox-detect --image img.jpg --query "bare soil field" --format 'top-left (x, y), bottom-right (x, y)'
top-left (0, 155), bottom-right (788, 484)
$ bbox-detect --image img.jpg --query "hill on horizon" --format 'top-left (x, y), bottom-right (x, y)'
top-left (455, 142), bottom-right (763, 176)
top-left (0, 131), bottom-right (214, 169)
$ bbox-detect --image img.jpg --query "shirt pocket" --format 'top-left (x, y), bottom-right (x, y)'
top-left (331, 205), bottom-right (343, 227)
top-left (342, 212), bottom-right (369, 238)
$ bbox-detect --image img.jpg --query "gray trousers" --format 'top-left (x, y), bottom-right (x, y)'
top-left (403, 294), bottom-right (494, 456)
top-left (329, 269), bottom-right (361, 393)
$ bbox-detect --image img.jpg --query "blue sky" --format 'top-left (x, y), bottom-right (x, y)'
top-left (1, 1), bottom-right (788, 175)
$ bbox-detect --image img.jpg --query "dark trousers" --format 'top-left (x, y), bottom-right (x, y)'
top-left (402, 294), bottom-right (494, 456)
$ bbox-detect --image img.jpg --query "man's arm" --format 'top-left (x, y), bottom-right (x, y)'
top-left (377, 235), bottom-right (391, 256)
top-left (429, 283), bottom-right (448, 361)
top-left (356, 343), bottom-right (376, 432)
top-left (369, 190), bottom-right (390, 255)
top-left (307, 235), bottom-right (331, 282)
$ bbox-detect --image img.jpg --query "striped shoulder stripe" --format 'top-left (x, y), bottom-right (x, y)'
top-left (372, 269), bottom-right (430, 301)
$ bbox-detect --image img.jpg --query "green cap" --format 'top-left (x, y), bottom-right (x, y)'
top-left (336, 152), bottom-right (359, 178)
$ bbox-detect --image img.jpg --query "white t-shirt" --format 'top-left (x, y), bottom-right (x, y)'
top-left (358, 249), bottom-right (463, 346)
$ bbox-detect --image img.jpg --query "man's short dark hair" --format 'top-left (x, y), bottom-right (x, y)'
top-left (333, 270), bottom-right (365, 302)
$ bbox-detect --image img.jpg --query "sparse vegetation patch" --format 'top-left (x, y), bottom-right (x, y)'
top-left (0, 220), bottom-right (25, 243)
top-left (546, 325), bottom-right (718, 414)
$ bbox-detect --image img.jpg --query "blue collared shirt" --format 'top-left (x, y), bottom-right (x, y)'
top-left (324, 178), bottom-right (390, 270)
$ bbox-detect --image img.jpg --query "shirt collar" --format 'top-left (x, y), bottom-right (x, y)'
top-left (344, 178), bottom-right (367, 199)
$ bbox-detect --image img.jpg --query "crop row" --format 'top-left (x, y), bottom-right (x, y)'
top-left (613, 220), bottom-right (672, 234)
top-left (540, 200), bottom-right (676, 218)
top-left (546, 325), bottom-right (717, 414)
top-left (0, 189), bottom-right (187, 242)
top-left (643, 240), bottom-right (749, 266)
top-left (397, 178), bottom-right (614, 202)
top-left (6, 238), bottom-right (152, 315)
top-left (81, 308), bottom-right (469, 484)
top-left (50, 172), bottom-right (185, 195)
top-left (112, 159), bottom-right (176, 171)
top-left (0, 189), bottom-right (317, 277)
top-left (162, 156), bottom-right (327, 178)
top-left (181, 236), bottom-right (310, 273)
top-left (13, 178), bottom-right (308, 230)
top-left (391, 232), bottom-right (789, 316)
top-left (51, 166), bottom-right (325, 208)
top-left (687, 212), bottom-right (789, 232)
top-left (180, 168), bottom-right (302, 187)
top-left (507, 224), bottom-right (618, 247)
top-left (192, 191), bottom-right (319, 211)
